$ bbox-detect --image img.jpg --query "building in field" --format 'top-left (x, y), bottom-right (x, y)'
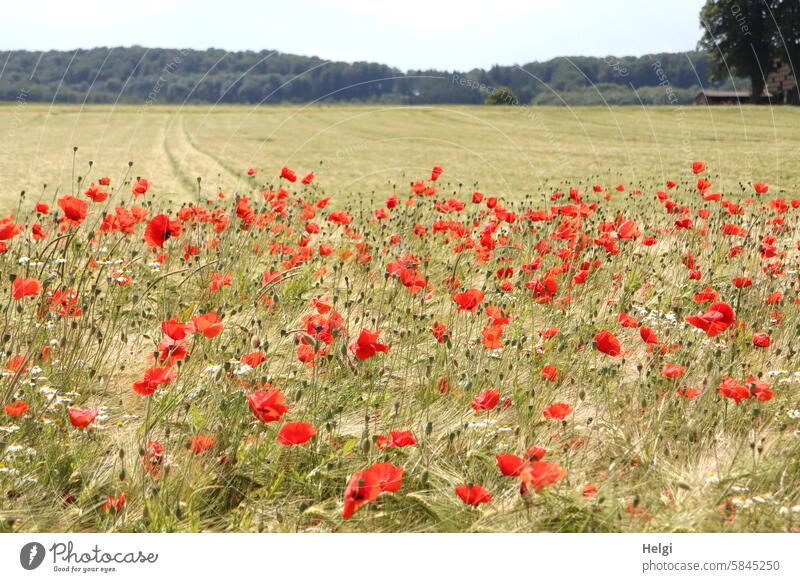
top-left (765, 61), bottom-right (799, 104)
top-left (695, 62), bottom-right (798, 106)
top-left (694, 89), bottom-right (751, 105)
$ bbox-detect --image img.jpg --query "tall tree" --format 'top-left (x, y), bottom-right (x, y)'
top-left (699, 0), bottom-right (776, 101)
top-left (773, 0), bottom-right (800, 75)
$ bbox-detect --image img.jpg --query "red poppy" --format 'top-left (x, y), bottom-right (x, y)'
top-left (0, 217), bottom-right (23, 240)
top-left (455, 484), bottom-right (492, 506)
top-left (686, 302), bottom-right (736, 337)
top-left (241, 351), bottom-right (267, 368)
top-left (277, 422), bottom-right (317, 445)
top-left (430, 166), bottom-right (444, 181)
top-left (248, 389), bottom-right (289, 423)
top-left (133, 367), bottom-right (176, 396)
top-left (661, 363), bottom-right (685, 378)
top-left (471, 389), bottom-right (500, 412)
top-left (161, 316), bottom-right (189, 340)
top-left (280, 166), bottom-right (297, 182)
top-left (189, 434), bottom-right (215, 454)
top-left (718, 376), bottom-right (750, 404)
top-left (543, 402), bottom-right (572, 420)
top-left (68, 406), bottom-right (99, 428)
top-left (752, 332), bottom-right (770, 348)
top-left (3, 401), bottom-right (29, 417)
top-left (190, 311), bottom-right (224, 338)
top-left (132, 178), bottom-right (150, 196)
top-left (496, 453), bottom-right (526, 476)
top-left (58, 196), bottom-right (89, 227)
top-left (144, 214), bottom-right (183, 248)
top-left (103, 492), bottom-right (126, 513)
top-left (519, 461), bottom-right (567, 493)
top-left (618, 312), bottom-right (638, 328)
top-left (453, 288), bottom-right (484, 312)
top-left (12, 277), bottom-right (41, 300)
top-left (349, 328), bottom-right (389, 361)
top-left (432, 321), bottom-right (449, 343)
top-left (343, 462), bottom-right (404, 519)
top-left (541, 364), bottom-right (558, 381)
top-left (84, 182), bottom-right (108, 202)
top-left (594, 330), bottom-right (621, 356)
top-left (301, 172), bottom-right (315, 185)
top-left (692, 161), bottom-right (706, 174)
top-left (376, 430), bottom-right (417, 449)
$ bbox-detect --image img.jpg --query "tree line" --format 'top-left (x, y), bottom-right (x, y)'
top-left (0, 47), bottom-right (741, 106)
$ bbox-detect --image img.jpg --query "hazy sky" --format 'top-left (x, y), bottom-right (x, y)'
top-left (1, 0), bottom-right (708, 70)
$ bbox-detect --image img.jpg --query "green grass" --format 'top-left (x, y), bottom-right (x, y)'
top-left (1, 104), bottom-right (800, 211)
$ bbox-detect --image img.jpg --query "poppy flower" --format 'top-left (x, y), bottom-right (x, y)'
top-left (280, 166), bottom-right (297, 182)
top-left (746, 375), bottom-right (773, 402)
top-left (752, 332), bottom-right (770, 348)
top-left (430, 166), bottom-right (444, 181)
top-left (541, 365), bottom-right (558, 381)
top-left (84, 182), bottom-right (108, 202)
top-left (189, 434), bottom-right (215, 454)
top-left (519, 461), bottom-right (567, 493)
top-left (594, 330), bottom-right (621, 356)
top-left (686, 302), bottom-right (736, 337)
top-left (144, 214), bottom-right (183, 248)
top-left (543, 402), bottom-right (572, 420)
top-left (35, 202), bottom-right (50, 214)
top-left (301, 172), bottom-right (315, 185)
top-left (376, 430), bottom-right (417, 449)
top-left (103, 492), bottom-right (126, 513)
top-left (277, 422), bottom-right (317, 445)
top-left (132, 178), bottom-right (150, 196)
top-left (471, 389), bottom-right (500, 412)
top-left (237, 349), bottom-right (266, 370)
top-left (718, 376), bottom-right (750, 404)
top-left (343, 462), bottom-right (404, 519)
top-left (0, 217), bottom-right (23, 240)
top-left (496, 453), bottom-right (526, 476)
top-left (162, 316), bottom-right (189, 340)
top-left (431, 321), bottom-right (449, 343)
top-left (692, 161), bottom-right (706, 174)
top-left (12, 277), bottom-right (41, 300)
top-left (661, 363), bottom-right (685, 378)
top-left (453, 288), bottom-right (484, 312)
top-left (191, 311), bottom-right (224, 338)
top-left (349, 328), bottom-right (389, 361)
top-left (455, 484), bottom-right (492, 506)
top-left (68, 406), bottom-right (99, 428)
top-left (58, 196), bottom-right (89, 226)
top-left (3, 401), bottom-right (29, 417)
top-left (693, 287), bottom-right (718, 303)
top-left (618, 312), bottom-right (638, 328)
top-left (143, 440), bottom-right (164, 475)
top-left (248, 389), bottom-right (289, 423)
top-left (133, 367), bottom-right (176, 396)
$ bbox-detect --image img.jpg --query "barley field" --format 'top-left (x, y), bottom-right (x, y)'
top-left (2, 104), bottom-right (800, 211)
top-left (1, 104), bottom-right (800, 533)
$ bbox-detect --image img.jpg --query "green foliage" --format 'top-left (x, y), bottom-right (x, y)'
top-left (698, 0), bottom-right (800, 99)
top-left (485, 86), bottom-right (518, 105)
top-left (0, 47), bottom-right (744, 106)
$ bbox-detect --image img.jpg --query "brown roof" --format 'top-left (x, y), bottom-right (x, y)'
top-left (696, 90), bottom-right (750, 98)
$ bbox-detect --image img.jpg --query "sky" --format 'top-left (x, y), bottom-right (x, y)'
top-left (0, 0), bottom-right (708, 71)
